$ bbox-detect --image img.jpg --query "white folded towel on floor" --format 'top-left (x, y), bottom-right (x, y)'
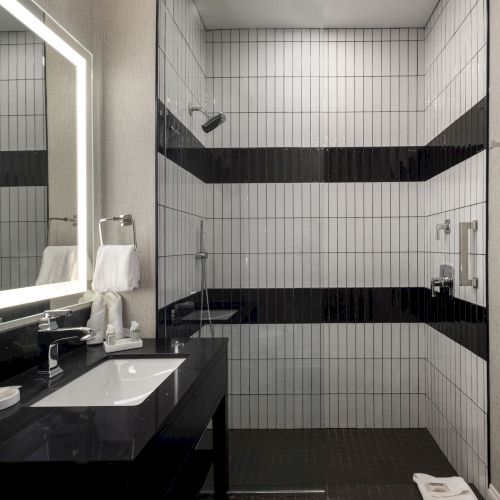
top-left (413, 474), bottom-right (478, 499)
top-left (92, 245), bottom-right (140, 293)
top-left (36, 246), bottom-right (79, 285)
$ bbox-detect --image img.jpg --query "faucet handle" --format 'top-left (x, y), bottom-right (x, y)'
top-left (42, 309), bottom-right (73, 320)
top-left (39, 309), bottom-right (73, 331)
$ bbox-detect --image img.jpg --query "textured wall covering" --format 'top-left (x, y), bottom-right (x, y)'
top-left (36, 0), bottom-right (158, 334)
top-left (489, 0), bottom-right (500, 491)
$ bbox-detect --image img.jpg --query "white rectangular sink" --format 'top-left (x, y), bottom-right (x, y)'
top-left (31, 358), bottom-right (185, 407)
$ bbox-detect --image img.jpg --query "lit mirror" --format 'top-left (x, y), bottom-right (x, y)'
top-left (0, 0), bottom-right (92, 324)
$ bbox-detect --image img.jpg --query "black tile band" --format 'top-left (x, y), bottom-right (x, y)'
top-left (158, 98), bottom-right (487, 184)
top-left (158, 287), bottom-right (487, 360)
top-left (0, 151), bottom-right (48, 187)
top-left (158, 101), bottom-right (208, 181)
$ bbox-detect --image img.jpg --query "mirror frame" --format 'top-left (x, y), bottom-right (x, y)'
top-left (0, 0), bottom-right (92, 309)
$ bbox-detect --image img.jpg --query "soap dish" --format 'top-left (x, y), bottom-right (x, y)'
top-left (103, 338), bottom-right (143, 353)
top-left (0, 386), bottom-right (21, 411)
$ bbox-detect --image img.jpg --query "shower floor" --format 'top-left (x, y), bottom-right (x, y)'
top-left (199, 429), bottom-right (483, 499)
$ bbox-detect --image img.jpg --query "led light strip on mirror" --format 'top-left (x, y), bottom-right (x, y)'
top-left (0, 0), bottom-right (90, 309)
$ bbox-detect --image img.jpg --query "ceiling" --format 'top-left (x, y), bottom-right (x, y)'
top-left (194, 0), bottom-right (439, 29)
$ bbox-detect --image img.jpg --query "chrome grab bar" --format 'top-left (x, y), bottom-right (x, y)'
top-left (459, 220), bottom-right (478, 288)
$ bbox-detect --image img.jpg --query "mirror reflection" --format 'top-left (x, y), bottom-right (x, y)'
top-left (0, 5), bottom-right (79, 292)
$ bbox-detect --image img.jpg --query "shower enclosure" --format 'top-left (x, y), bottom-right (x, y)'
top-left (156, 0), bottom-right (488, 496)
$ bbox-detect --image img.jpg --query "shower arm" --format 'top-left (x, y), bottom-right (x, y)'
top-left (189, 104), bottom-right (224, 118)
top-left (188, 104), bottom-right (210, 118)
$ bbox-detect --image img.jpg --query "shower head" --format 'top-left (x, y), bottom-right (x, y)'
top-left (202, 112), bottom-right (226, 133)
top-left (189, 104), bottom-right (226, 133)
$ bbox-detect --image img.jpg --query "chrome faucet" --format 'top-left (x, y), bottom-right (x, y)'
top-left (37, 309), bottom-right (95, 378)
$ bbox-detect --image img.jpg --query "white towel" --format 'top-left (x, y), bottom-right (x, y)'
top-left (92, 245), bottom-right (140, 293)
top-left (85, 292), bottom-right (107, 345)
top-left (36, 246), bottom-right (79, 285)
top-left (105, 291), bottom-right (125, 339)
top-left (413, 474), bottom-right (478, 499)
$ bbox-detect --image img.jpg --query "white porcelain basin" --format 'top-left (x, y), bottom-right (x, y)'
top-left (31, 358), bottom-right (185, 407)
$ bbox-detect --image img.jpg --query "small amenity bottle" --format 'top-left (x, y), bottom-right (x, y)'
top-left (130, 321), bottom-right (141, 342)
top-left (106, 324), bottom-right (116, 345)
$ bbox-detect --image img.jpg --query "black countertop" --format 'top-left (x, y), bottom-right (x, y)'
top-left (0, 338), bottom-right (227, 464)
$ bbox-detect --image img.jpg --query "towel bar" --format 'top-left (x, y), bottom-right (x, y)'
top-left (47, 216), bottom-right (78, 244)
top-left (99, 214), bottom-right (137, 249)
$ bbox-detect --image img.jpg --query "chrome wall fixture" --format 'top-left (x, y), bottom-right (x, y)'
top-left (459, 220), bottom-right (479, 288)
top-left (98, 214), bottom-right (137, 249)
top-left (188, 104), bottom-right (226, 133)
top-left (431, 264), bottom-right (454, 297)
top-left (435, 219), bottom-right (451, 240)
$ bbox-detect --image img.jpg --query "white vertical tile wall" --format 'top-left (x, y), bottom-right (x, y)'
top-left (0, 31), bottom-right (47, 290)
top-left (204, 181), bottom-right (426, 290)
top-left (157, 0), bottom-right (207, 308)
top-left (201, 322), bottom-right (427, 429)
top-left (0, 186), bottom-right (47, 290)
top-left (0, 31), bottom-right (46, 152)
top-left (426, 325), bottom-right (488, 496)
top-left (424, 0), bottom-right (488, 496)
top-left (205, 28), bottom-right (426, 149)
top-left (424, 0), bottom-right (487, 143)
top-left (424, 150), bottom-right (487, 307)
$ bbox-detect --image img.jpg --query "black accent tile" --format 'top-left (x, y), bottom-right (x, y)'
top-left (159, 287), bottom-right (487, 360)
top-left (0, 151), bottom-right (48, 187)
top-left (200, 429), bottom-right (460, 495)
top-left (158, 98), bottom-right (488, 184)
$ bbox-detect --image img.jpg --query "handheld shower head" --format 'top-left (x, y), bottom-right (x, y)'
top-left (189, 104), bottom-right (226, 133)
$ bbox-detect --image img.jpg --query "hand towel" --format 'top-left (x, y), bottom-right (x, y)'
top-left (85, 292), bottom-right (107, 345)
top-left (413, 473), bottom-right (478, 499)
top-left (92, 245), bottom-right (140, 293)
top-left (35, 246), bottom-right (78, 285)
top-left (105, 291), bottom-right (124, 339)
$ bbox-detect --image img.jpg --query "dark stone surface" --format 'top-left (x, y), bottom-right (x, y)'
top-left (0, 338), bottom-right (228, 463)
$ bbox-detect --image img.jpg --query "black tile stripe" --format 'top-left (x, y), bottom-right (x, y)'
top-left (159, 287), bottom-right (487, 360)
top-left (0, 151), bottom-right (48, 187)
top-left (157, 101), bottom-right (207, 181)
top-left (158, 98), bottom-right (487, 184)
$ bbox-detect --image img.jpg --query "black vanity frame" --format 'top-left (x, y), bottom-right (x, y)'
top-left (0, 338), bottom-right (228, 500)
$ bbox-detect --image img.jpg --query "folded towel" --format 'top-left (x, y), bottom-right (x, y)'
top-left (36, 246), bottom-right (79, 285)
top-left (105, 291), bottom-right (125, 339)
top-left (92, 245), bottom-right (140, 293)
top-left (86, 292), bottom-right (107, 345)
top-left (413, 474), bottom-right (477, 499)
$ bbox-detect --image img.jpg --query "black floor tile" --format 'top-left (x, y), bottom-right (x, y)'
top-left (199, 429), bottom-right (483, 500)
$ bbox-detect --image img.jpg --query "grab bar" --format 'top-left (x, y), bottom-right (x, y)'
top-left (459, 220), bottom-right (478, 288)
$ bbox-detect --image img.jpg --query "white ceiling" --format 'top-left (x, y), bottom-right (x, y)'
top-left (194, 0), bottom-right (439, 29)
